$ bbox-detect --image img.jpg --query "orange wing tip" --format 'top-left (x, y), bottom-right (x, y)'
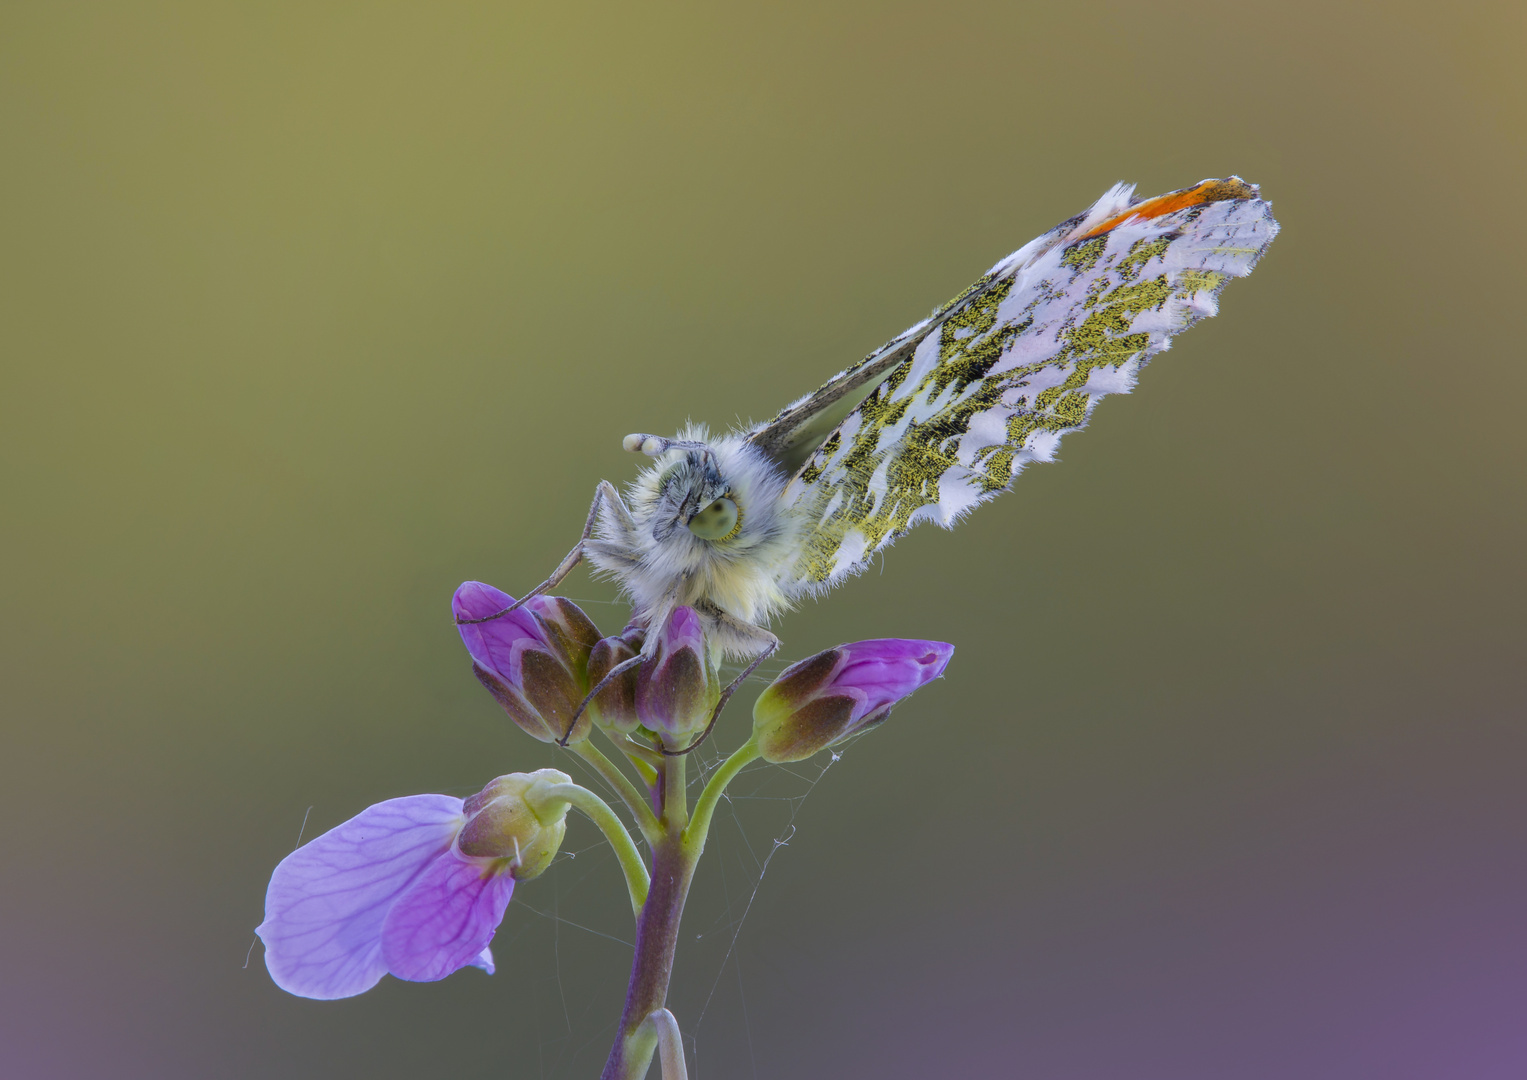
top-left (1076, 177), bottom-right (1259, 241)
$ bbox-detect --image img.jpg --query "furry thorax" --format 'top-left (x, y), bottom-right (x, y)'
top-left (584, 426), bottom-right (802, 660)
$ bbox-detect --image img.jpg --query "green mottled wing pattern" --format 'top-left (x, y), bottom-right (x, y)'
top-left (775, 178), bottom-right (1279, 592)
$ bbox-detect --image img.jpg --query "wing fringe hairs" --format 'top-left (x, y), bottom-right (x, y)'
top-left (764, 177), bottom-right (1280, 593)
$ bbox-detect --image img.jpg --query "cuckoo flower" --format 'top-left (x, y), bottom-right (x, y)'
top-left (454, 581), bottom-right (601, 743)
top-left (257, 770), bottom-right (571, 1000)
top-left (752, 638), bottom-right (954, 762)
top-left (635, 606), bottom-right (720, 743)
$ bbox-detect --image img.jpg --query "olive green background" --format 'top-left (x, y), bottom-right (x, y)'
top-left (3, 2), bottom-right (1524, 1077)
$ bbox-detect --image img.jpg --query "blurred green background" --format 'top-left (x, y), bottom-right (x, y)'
top-left (3, 2), bottom-right (1524, 1077)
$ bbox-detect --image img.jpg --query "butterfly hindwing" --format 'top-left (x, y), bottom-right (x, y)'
top-left (772, 177), bottom-right (1280, 591)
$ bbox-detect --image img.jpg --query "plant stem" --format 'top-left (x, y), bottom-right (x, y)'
top-left (542, 783), bottom-right (651, 914)
top-left (683, 736), bottom-right (759, 856)
top-left (662, 751), bottom-right (688, 832)
top-left (645, 1009), bottom-right (688, 1080)
top-left (616, 731), bottom-right (665, 771)
top-left (601, 829), bottom-right (696, 1080)
top-left (571, 740), bottom-right (662, 845)
top-left (600, 738), bottom-right (763, 1080)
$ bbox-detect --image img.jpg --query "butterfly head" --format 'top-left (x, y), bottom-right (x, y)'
top-left (624, 433), bottom-right (742, 544)
top-left (602, 426), bottom-right (799, 644)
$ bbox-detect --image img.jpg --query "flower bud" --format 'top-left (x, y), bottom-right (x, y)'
top-left (635, 606), bottom-right (719, 744)
top-left (585, 625), bottom-right (646, 733)
top-left (456, 769), bottom-right (573, 881)
top-left (752, 638), bottom-right (953, 763)
top-left (454, 582), bottom-right (602, 744)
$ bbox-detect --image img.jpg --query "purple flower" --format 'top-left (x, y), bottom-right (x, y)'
top-left (454, 582), bottom-right (601, 744)
top-left (635, 606), bottom-right (719, 743)
top-left (752, 638), bottom-right (954, 763)
top-left (256, 770), bottom-right (571, 1000)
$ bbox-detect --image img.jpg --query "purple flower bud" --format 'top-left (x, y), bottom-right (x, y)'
top-left (635, 606), bottom-right (719, 744)
top-left (752, 638), bottom-right (953, 763)
top-left (454, 581), bottom-right (602, 743)
top-left (585, 626), bottom-right (645, 734)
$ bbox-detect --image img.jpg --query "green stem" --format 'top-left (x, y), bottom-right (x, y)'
top-left (661, 751), bottom-right (688, 832)
top-left (608, 728), bottom-right (661, 788)
top-left (615, 728), bottom-right (665, 766)
top-left (682, 736), bottom-right (760, 855)
top-left (571, 740), bottom-right (661, 845)
top-left (542, 782), bottom-right (650, 914)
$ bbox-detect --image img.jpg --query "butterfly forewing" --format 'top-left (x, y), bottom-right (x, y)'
top-left (773, 178), bottom-right (1279, 592)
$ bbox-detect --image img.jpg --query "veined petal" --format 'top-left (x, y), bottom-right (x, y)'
top-left (257, 794), bottom-right (465, 1000)
top-left (835, 639), bottom-right (954, 711)
top-left (380, 849), bottom-right (516, 983)
top-left (454, 582), bottom-right (544, 679)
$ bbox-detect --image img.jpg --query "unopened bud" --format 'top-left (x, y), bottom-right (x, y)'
top-left (635, 607), bottom-right (719, 744)
top-left (456, 769), bottom-right (572, 880)
top-left (752, 639), bottom-right (953, 763)
top-left (454, 582), bottom-right (602, 744)
top-left (531, 596), bottom-right (601, 673)
top-left (586, 626), bottom-right (645, 733)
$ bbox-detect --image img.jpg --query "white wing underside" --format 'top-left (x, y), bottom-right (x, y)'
top-left (770, 179), bottom-right (1280, 592)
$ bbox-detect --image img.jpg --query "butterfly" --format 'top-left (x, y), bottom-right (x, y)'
top-left (466, 177), bottom-right (1279, 734)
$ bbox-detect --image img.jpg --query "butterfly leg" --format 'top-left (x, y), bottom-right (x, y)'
top-left (663, 615), bottom-right (780, 757)
top-left (456, 481), bottom-right (624, 625)
top-left (554, 568), bottom-right (731, 748)
top-left (556, 653), bottom-right (645, 747)
top-left (548, 569), bottom-right (706, 745)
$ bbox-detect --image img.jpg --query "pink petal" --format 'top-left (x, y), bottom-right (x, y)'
top-left (380, 849), bottom-right (516, 983)
top-left (835, 639), bottom-right (954, 712)
top-left (256, 794), bottom-right (465, 1000)
top-left (453, 582), bottom-right (539, 669)
top-left (452, 580), bottom-right (518, 624)
top-left (660, 606), bottom-right (706, 652)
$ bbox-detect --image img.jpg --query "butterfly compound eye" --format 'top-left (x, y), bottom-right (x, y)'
top-left (687, 497), bottom-right (741, 542)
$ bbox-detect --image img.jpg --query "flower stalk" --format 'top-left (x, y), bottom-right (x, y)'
top-left (598, 739), bottom-right (698, 1079)
top-left (258, 584), bottom-right (952, 1080)
top-left (684, 736), bottom-right (760, 856)
top-left (597, 629), bottom-right (952, 1079)
top-left (570, 739), bottom-right (662, 845)
top-left (644, 1009), bottom-right (688, 1080)
top-left (602, 821), bottom-right (697, 1080)
top-left (539, 782), bottom-right (651, 915)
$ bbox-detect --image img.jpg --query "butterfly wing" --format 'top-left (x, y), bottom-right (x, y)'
top-left (762, 177), bottom-right (1280, 592)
